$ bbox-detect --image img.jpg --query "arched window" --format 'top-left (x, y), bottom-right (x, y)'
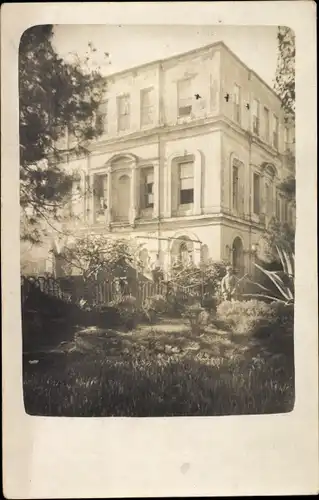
top-left (232, 237), bottom-right (245, 277)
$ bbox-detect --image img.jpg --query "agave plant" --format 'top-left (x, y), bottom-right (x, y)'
top-left (243, 245), bottom-right (294, 305)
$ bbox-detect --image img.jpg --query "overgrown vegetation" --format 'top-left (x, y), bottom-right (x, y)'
top-left (24, 351), bottom-right (294, 417)
top-left (56, 234), bottom-right (143, 281)
top-left (19, 25), bottom-right (107, 243)
top-left (274, 26), bottom-right (295, 115)
top-left (23, 306), bottom-right (294, 417)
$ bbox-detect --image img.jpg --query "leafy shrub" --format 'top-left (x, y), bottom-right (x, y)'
top-left (142, 294), bottom-right (168, 323)
top-left (164, 287), bottom-right (189, 317)
top-left (108, 295), bottom-right (141, 330)
top-left (93, 304), bottom-right (121, 328)
top-left (217, 299), bottom-right (294, 360)
top-left (270, 302), bottom-right (294, 333)
top-left (201, 293), bottom-right (218, 312)
top-left (182, 303), bottom-right (210, 334)
top-left (217, 299), bottom-right (275, 335)
top-left (171, 259), bottom-right (225, 285)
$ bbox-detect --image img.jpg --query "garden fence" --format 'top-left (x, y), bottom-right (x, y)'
top-left (21, 275), bottom-right (175, 307)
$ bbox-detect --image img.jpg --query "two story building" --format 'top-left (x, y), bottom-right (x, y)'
top-left (22, 41), bottom-right (296, 278)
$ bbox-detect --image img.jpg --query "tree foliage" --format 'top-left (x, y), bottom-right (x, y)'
top-left (274, 26), bottom-right (295, 116)
top-left (258, 217), bottom-right (295, 265)
top-left (278, 176), bottom-right (296, 207)
top-left (56, 234), bottom-right (143, 282)
top-left (19, 25), bottom-right (106, 243)
top-left (169, 259), bottom-right (227, 294)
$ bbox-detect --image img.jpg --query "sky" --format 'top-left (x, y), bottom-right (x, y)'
top-left (52, 25), bottom-right (279, 88)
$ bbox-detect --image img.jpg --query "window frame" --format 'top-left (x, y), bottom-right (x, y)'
top-left (179, 160), bottom-right (194, 206)
top-left (117, 94), bottom-right (131, 132)
top-left (177, 78), bottom-right (193, 118)
top-left (141, 167), bottom-right (154, 209)
top-left (93, 173), bottom-right (108, 221)
top-left (232, 164), bottom-right (240, 211)
top-left (253, 172), bottom-right (261, 215)
top-left (140, 87), bottom-right (155, 127)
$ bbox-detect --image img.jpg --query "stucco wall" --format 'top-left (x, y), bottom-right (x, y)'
top-left (161, 48), bottom-right (221, 125)
top-left (100, 64), bottom-right (161, 138)
top-left (219, 44), bottom-right (286, 154)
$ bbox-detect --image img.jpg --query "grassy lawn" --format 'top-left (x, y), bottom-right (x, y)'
top-left (23, 316), bottom-right (295, 417)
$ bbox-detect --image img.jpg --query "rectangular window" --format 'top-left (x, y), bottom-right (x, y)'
top-left (252, 99), bottom-right (260, 136)
top-left (232, 165), bottom-right (239, 211)
top-left (273, 115), bottom-right (279, 149)
top-left (178, 79), bottom-right (192, 117)
top-left (117, 94), bottom-right (130, 131)
top-left (263, 107), bottom-right (270, 142)
top-left (141, 168), bottom-right (154, 208)
top-left (96, 101), bottom-right (108, 134)
top-left (233, 84), bottom-right (241, 123)
top-left (94, 174), bottom-right (108, 220)
top-left (140, 88), bottom-right (155, 127)
top-left (253, 173), bottom-right (261, 214)
top-left (179, 161), bottom-right (194, 205)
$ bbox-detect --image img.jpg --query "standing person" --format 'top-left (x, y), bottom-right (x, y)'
top-left (221, 266), bottom-right (238, 301)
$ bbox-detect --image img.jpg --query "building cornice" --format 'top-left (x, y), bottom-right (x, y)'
top-left (86, 115), bottom-right (282, 161)
top-left (104, 40), bottom-right (282, 107)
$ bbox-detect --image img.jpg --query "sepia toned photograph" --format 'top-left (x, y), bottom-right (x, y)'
top-left (20, 24), bottom-right (296, 417)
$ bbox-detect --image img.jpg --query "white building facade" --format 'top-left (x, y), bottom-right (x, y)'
top-left (22, 42), bottom-right (296, 278)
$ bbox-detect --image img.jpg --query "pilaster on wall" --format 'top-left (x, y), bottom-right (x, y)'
top-left (106, 167), bottom-right (112, 225)
top-left (153, 160), bottom-right (160, 219)
top-left (193, 150), bottom-right (203, 216)
top-left (88, 174), bottom-right (95, 224)
top-left (130, 166), bottom-right (137, 225)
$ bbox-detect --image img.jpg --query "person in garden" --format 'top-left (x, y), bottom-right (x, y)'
top-left (221, 265), bottom-right (239, 301)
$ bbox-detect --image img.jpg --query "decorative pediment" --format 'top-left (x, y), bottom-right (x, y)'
top-left (107, 153), bottom-right (138, 170)
top-left (261, 162), bottom-right (277, 178)
top-left (233, 158), bottom-right (244, 168)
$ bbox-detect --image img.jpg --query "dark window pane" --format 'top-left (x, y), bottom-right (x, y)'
top-left (179, 105), bottom-right (192, 116)
top-left (180, 189), bottom-right (194, 205)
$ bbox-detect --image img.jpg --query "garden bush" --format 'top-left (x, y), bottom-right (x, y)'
top-left (217, 299), bottom-right (274, 336)
top-left (216, 299), bottom-right (294, 361)
top-left (201, 293), bottom-right (218, 312)
top-left (182, 303), bottom-right (210, 335)
top-left (142, 294), bottom-right (168, 323)
top-left (108, 295), bottom-right (142, 330)
top-left (93, 304), bottom-right (121, 328)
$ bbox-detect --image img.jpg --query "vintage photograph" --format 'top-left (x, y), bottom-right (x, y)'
top-left (20, 24), bottom-right (296, 417)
